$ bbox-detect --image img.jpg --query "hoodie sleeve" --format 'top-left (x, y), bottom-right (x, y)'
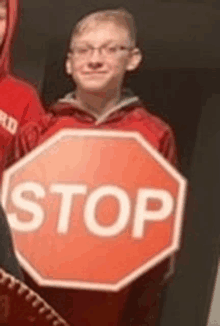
top-left (159, 128), bottom-right (178, 168)
top-left (5, 88), bottom-right (54, 168)
top-left (5, 114), bottom-right (54, 168)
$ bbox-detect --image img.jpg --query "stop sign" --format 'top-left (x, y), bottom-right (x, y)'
top-left (1, 129), bottom-right (187, 292)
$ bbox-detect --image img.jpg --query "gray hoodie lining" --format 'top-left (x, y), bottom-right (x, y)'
top-left (58, 91), bottom-right (140, 125)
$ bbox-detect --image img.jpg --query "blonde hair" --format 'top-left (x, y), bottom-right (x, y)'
top-left (70, 8), bottom-right (137, 48)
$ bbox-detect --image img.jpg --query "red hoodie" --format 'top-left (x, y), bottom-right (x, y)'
top-left (13, 89), bottom-right (178, 326)
top-left (0, 0), bottom-right (48, 284)
top-left (0, 0), bottom-right (47, 181)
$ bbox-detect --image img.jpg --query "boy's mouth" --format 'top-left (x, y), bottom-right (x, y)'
top-left (83, 71), bottom-right (108, 75)
top-left (82, 72), bottom-right (109, 80)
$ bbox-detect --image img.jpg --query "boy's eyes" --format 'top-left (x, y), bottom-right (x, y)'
top-left (71, 44), bottom-right (130, 58)
top-left (76, 47), bottom-right (89, 54)
top-left (74, 45), bottom-right (120, 54)
top-left (76, 45), bottom-right (117, 51)
top-left (106, 46), bottom-right (117, 53)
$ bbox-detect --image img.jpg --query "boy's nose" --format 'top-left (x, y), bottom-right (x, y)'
top-left (87, 48), bottom-right (105, 67)
top-left (88, 61), bottom-right (103, 69)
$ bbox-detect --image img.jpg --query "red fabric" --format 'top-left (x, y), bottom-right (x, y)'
top-left (18, 101), bottom-right (177, 326)
top-left (0, 0), bottom-right (17, 76)
top-left (40, 103), bottom-right (177, 166)
top-left (0, 0), bottom-right (45, 181)
top-left (1, 75), bottom-right (46, 179)
top-left (0, 0), bottom-right (46, 285)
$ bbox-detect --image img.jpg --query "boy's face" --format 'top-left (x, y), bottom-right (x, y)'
top-left (0, 4), bottom-right (7, 46)
top-left (66, 21), bottom-right (141, 94)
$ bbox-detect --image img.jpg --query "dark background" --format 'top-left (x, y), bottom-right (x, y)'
top-left (12, 0), bottom-right (220, 325)
top-left (13, 0), bottom-right (220, 178)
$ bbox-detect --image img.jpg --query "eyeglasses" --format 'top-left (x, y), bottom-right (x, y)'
top-left (69, 44), bottom-right (133, 60)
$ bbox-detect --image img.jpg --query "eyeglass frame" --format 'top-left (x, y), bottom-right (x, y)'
top-left (68, 43), bottom-right (135, 60)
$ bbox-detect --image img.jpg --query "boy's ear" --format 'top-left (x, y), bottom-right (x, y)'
top-left (126, 48), bottom-right (142, 72)
top-left (65, 53), bottom-right (72, 75)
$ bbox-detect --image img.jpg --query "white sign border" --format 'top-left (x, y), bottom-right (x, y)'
top-left (1, 129), bottom-right (187, 292)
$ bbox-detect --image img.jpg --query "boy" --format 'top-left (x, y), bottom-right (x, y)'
top-left (14, 8), bottom-right (178, 326)
top-left (0, 0), bottom-right (48, 280)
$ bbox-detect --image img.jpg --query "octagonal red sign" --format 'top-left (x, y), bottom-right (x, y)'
top-left (1, 129), bottom-right (187, 291)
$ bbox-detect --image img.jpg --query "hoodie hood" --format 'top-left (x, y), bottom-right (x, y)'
top-left (0, 0), bottom-right (17, 76)
top-left (52, 88), bottom-right (141, 125)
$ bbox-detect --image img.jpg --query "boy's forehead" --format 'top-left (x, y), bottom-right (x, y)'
top-left (72, 21), bottom-right (130, 45)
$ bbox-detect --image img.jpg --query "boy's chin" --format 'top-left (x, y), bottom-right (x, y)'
top-left (81, 84), bottom-right (110, 94)
top-left (78, 78), bottom-right (116, 94)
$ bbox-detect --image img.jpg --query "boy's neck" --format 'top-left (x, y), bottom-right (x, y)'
top-left (75, 88), bottom-right (121, 117)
